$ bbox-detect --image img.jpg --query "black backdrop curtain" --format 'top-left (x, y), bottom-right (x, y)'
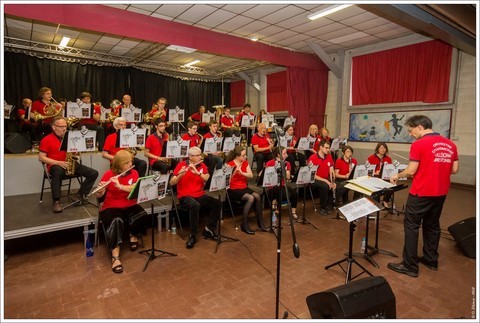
top-left (4, 52), bottom-right (230, 122)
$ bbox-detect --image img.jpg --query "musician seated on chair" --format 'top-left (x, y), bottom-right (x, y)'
top-left (144, 119), bottom-right (177, 174)
top-left (251, 122), bottom-right (274, 178)
top-left (220, 107), bottom-right (239, 137)
top-left (188, 105), bottom-right (209, 135)
top-left (284, 124), bottom-right (307, 178)
top-left (77, 92), bottom-right (106, 151)
top-left (169, 147), bottom-right (220, 249)
top-left (367, 142), bottom-right (393, 209)
top-left (30, 87), bottom-right (63, 140)
top-left (181, 122), bottom-right (203, 147)
top-left (308, 139), bottom-right (336, 216)
top-left (202, 120), bottom-right (224, 178)
top-left (38, 116), bottom-right (99, 213)
top-left (225, 146), bottom-right (266, 235)
top-left (334, 145), bottom-right (361, 206)
top-left (265, 147), bottom-right (299, 222)
top-left (102, 117), bottom-right (147, 177)
top-left (94, 150), bottom-right (148, 274)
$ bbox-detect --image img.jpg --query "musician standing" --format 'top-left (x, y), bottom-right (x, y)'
top-left (235, 103), bottom-right (255, 144)
top-left (31, 87), bottom-right (63, 140)
top-left (144, 119), bottom-right (177, 174)
top-left (38, 116), bottom-right (98, 213)
top-left (94, 150), bottom-right (147, 274)
top-left (77, 92), bottom-right (105, 151)
top-left (251, 123), bottom-right (274, 178)
top-left (102, 117), bottom-right (147, 177)
top-left (220, 107), bottom-right (238, 137)
top-left (388, 115), bottom-right (458, 278)
top-left (308, 139), bottom-right (336, 216)
top-left (169, 147), bottom-right (220, 249)
top-left (188, 105), bottom-right (209, 135)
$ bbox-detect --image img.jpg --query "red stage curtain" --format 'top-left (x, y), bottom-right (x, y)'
top-left (267, 71), bottom-right (287, 112)
top-left (230, 80), bottom-right (245, 107)
top-left (286, 67), bottom-right (329, 136)
top-left (351, 40), bottom-right (452, 105)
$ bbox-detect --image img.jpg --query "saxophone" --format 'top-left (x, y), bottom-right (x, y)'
top-left (65, 152), bottom-right (80, 176)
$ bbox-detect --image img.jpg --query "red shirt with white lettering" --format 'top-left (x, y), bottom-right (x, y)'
top-left (145, 132), bottom-right (169, 166)
top-left (181, 132), bottom-right (202, 147)
top-left (173, 160), bottom-right (208, 199)
top-left (251, 133), bottom-right (271, 154)
top-left (100, 169), bottom-right (138, 211)
top-left (409, 133), bottom-right (458, 196)
top-left (308, 153), bottom-right (334, 180)
top-left (367, 153), bottom-right (392, 173)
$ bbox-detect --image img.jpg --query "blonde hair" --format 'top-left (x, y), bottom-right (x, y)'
top-left (308, 124), bottom-right (318, 134)
top-left (111, 150), bottom-right (133, 174)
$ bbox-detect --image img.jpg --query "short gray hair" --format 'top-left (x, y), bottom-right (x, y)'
top-left (113, 117), bottom-right (126, 128)
top-left (188, 146), bottom-right (202, 156)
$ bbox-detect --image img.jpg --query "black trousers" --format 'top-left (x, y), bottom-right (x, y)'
top-left (151, 159), bottom-right (178, 174)
top-left (402, 194), bottom-right (446, 270)
top-left (49, 163), bottom-right (98, 200)
top-left (310, 179), bottom-right (332, 210)
top-left (286, 151), bottom-right (306, 177)
top-left (254, 152), bottom-right (273, 177)
top-left (133, 157), bottom-right (147, 178)
top-left (179, 194), bottom-right (220, 236)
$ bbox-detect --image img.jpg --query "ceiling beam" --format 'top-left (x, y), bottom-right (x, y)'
top-left (4, 4), bottom-right (329, 71)
top-left (306, 41), bottom-right (342, 79)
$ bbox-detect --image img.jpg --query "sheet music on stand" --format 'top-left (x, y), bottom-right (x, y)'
top-left (4, 102), bottom-right (14, 119)
top-left (121, 105), bottom-right (142, 123)
top-left (222, 135), bottom-right (241, 152)
top-left (163, 139), bottom-right (190, 158)
top-left (262, 166), bottom-right (280, 188)
top-left (261, 113), bottom-right (274, 128)
top-left (352, 164), bottom-right (377, 179)
top-left (202, 111), bottom-right (216, 123)
top-left (278, 135), bottom-right (292, 149)
top-left (283, 115), bottom-right (296, 127)
top-left (381, 163), bottom-right (407, 181)
top-left (203, 136), bottom-right (224, 154)
top-left (128, 173), bottom-right (170, 203)
top-left (168, 106), bottom-right (185, 122)
top-left (295, 165), bottom-right (318, 185)
top-left (296, 137), bottom-right (315, 151)
top-left (331, 137), bottom-right (347, 151)
top-left (338, 197), bottom-right (381, 222)
top-left (345, 176), bottom-right (395, 196)
top-left (60, 129), bottom-right (97, 152)
top-left (118, 126), bottom-right (147, 148)
top-left (66, 101), bottom-right (91, 119)
top-left (209, 166), bottom-right (234, 192)
top-left (241, 115), bottom-right (255, 128)
top-left (99, 106), bottom-right (111, 122)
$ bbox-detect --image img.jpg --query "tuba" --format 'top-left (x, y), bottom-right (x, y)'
top-left (108, 99), bottom-right (122, 123)
top-left (65, 152), bottom-right (80, 176)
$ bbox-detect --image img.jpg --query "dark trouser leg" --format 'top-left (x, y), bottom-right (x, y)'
top-left (75, 164), bottom-right (99, 196)
top-left (421, 196), bottom-right (445, 265)
top-left (49, 165), bottom-right (65, 200)
top-left (297, 152), bottom-right (307, 167)
top-left (198, 194), bottom-right (220, 231)
top-left (287, 186), bottom-right (298, 208)
top-left (255, 152), bottom-right (266, 176)
top-left (311, 180), bottom-right (329, 210)
top-left (286, 153), bottom-right (297, 176)
top-left (152, 160), bottom-right (169, 174)
top-left (180, 196), bottom-right (201, 236)
top-left (100, 208), bottom-right (126, 250)
top-left (125, 204), bottom-right (148, 237)
top-left (252, 192), bottom-right (265, 228)
top-left (133, 157), bottom-right (147, 177)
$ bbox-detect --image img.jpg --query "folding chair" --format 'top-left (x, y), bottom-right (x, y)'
top-left (39, 162), bottom-right (82, 203)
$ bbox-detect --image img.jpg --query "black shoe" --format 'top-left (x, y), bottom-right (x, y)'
top-left (387, 262), bottom-right (418, 277)
top-left (202, 227), bottom-right (217, 240)
top-left (319, 209), bottom-right (328, 216)
top-left (186, 235), bottom-right (197, 249)
top-left (418, 257), bottom-right (438, 271)
top-left (241, 225), bottom-right (255, 235)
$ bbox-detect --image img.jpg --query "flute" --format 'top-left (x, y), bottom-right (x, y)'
top-left (87, 165), bottom-right (135, 196)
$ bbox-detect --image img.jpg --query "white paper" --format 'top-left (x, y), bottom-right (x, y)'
top-left (119, 128), bottom-right (147, 148)
top-left (283, 115), bottom-right (296, 127)
top-left (295, 165), bottom-right (319, 185)
top-left (169, 107), bottom-right (185, 122)
top-left (202, 111), bottom-right (216, 123)
top-left (262, 166), bottom-right (279, 187)
top-left (121, 106), bottom-right (142, 123)
top-left (99, 107), bottom-right (111, 121)
top-left (203, 136), bottom-right (224, 154)
top-left (136, 174), bottom-right (170, 203)
top-left (278, 135), bottom-right (292, 148)
top-left (353, 164), bottom-right (377, 179)
top-left (338, 197), bottom-right (380, 222)
top-left (66, 129), bottom-right (97, 152)
top-left (209, 166), bottom-right (234, 192)
top-left (241, 114), bottom-right (255, 127)
top-left (297, 137), bottom-right (316, 151)
top-left (222, 135), bottom-right (241, 152)
top-left (66, 102), bottom-right (91, 119)
top-left (4, 103), bottom-right (14, 119)
top-left (261, 113), bottom-right (274, 128)
top-left (165, 140), bottom-right (189, 158)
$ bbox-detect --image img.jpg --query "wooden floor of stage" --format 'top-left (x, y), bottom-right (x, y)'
top-left (2, 184), bottom-right (477, 320)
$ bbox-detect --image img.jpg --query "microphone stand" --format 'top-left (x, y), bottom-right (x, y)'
top-left (272, 125), bottom-right (300, 319)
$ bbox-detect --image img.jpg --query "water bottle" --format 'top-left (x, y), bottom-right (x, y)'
top-left (360, 237), bottom-right (366, 253)
top-left (272, 210), bottom-right (277, 228)
top-left (171, 218), bottom-right (177, 235)
top-left (85, 233), bottom-right (94, 257)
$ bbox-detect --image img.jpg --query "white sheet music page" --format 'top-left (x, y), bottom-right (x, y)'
top-left (339, 197), bottom-right (380, 222)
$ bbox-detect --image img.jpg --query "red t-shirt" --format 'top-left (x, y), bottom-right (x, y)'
top-left (173, 160), bottom-right (208, 199)
top-left (227, 160), bottom-right (249, 190)
top-left (220, 115), bottom-right (234, 130)
top-left (100, 169), bottom-right (139, 211)
top-left (251, 133), bottom-right (271, 154)
top-left (80, 104), bottom-right (101, 125)
top-left (367, 153), bottom-right (393, 174)
top-left (265, 159), bottom-right (291, 186)
top-left (181, 132), bottom-right (202, 147)
top-left (190, 112), bottom-right (207, 128)
top-left (335, 157), bottom-right (358, 176)
top-left (236, 111), bottom-right (255, 125)
top-left (148, 108), bottom-right (167, 122)
top-left (31, 100), bottom-right (57, 124)
top-left (308, 153), bottom-right (334, 180)
top-left (103, 132), bottom-right (122, 159)
top-left (39, 132), bottom-right (66, 171)
top-left (409, 133), bottom-right (458, 196)
top-left (145, 132), bottom-right (169, 166)
top-left (17, 108), bottom-right (30, 126)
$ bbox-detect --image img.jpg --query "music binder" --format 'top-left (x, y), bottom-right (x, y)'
top-left (344, 176), bottom-right (395, 196)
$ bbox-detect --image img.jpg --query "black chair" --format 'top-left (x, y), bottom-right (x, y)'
top-left (39, 162), bottom-right (82, 203)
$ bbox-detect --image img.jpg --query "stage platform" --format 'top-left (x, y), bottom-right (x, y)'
top-left (4, 192), bottom-right (172, 241)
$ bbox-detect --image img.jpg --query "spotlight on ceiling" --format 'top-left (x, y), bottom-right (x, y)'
top-left (166, 44), bottom-right (197, 53)
top-left (307, 4), bottom-right (352, 20)
top-left (59, 36), bottom-right (70, 48)
top-left (183, 60), bottom-right (201, 67)
top-left (250, 36), bottom-right (259, 42)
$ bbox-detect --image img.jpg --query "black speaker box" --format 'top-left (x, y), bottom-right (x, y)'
top-left (448, 217), bottom-right (476, 259)
top-left (4, 132), bottom-right (32, 154)
top-left (306, 276), bottom-right (396, 319)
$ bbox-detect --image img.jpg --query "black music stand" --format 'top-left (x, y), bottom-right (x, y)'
top-left (129, 174), bottom-right (177, 272)
top-left (60, 129), bottom-right (97, 210)
top-left (325, 197), bottom-right (379, 283)
top-left (208, 166), bottom-right (238, 253)
top-left (295, 165), bottom-right (319, 230)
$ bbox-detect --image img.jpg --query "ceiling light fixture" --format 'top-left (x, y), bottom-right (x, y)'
top-left (183, 60), bottom-right (201, 67)
top-left (59, 36), bottom-right (70, 48)
top-left (250, 36), bottom-right (259, 42)
top-left (307, 4), bottom-right (352, 20)
top-left (166, 44), bottom-right (197, 53)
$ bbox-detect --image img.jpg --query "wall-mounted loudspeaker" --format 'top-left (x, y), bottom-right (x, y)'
top-left (4, 133), bottom-right (32, 154)
top-left (448, 217), bottom-right (476, 259)
top-left (306, 276), bottom-right (396, 319)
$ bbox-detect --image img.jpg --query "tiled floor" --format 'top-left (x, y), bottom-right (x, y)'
top-left (3, 184), bottom-right (477, 320)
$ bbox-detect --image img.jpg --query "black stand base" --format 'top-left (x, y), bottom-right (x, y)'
top-left (213, 192), bottom-right (238, 253)
top-left (62, 196), bottom-right (97, 210)
top-left (214, 234), bottom-right (238, 253)
top-left (300, 184), bottom-right (318, 230)
top-left (140, 204), bottom-right (177, 272)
